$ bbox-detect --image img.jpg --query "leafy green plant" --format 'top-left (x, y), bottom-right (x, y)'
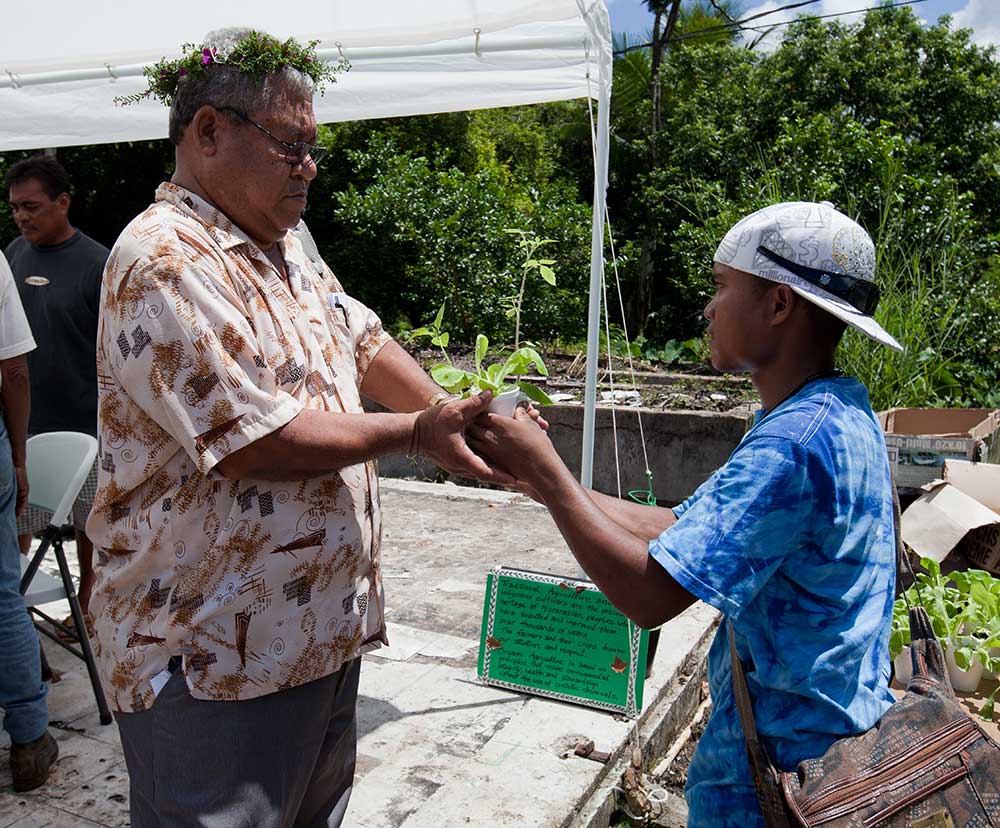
top-left (643, 336), bottom-right (709, 367)
top-left (429, 334), bottom-right (552, 405)
top-left (406, 300), bottom-right (451, 364)
top-left (406, 230), bottom-right (558, 407)
top-left (501, 229), bottom-right (557, 351)
top-left (891, 558), bottom-right (1000, 675)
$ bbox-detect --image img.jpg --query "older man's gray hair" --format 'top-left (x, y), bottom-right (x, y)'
top-left (168, 28), bottom-right (315, 145)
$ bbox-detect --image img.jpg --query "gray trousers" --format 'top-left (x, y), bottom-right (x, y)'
top-left (115, 657), bottom-right (361, 828)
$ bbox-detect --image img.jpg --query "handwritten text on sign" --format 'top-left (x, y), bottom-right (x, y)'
top-left (477, 567), bottom-right (647, 717)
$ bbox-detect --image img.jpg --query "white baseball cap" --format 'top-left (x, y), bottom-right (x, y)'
top-left (714, 201), bottom-right (902, 352)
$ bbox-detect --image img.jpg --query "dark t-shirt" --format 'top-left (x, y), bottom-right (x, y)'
top-left (6, 231), bottom-right (108, 435)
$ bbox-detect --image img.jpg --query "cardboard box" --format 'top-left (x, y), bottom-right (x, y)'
top-left (901, 459), bottom-right (1000, 575)
top-left (878, 408), bottom-right (1000, 489)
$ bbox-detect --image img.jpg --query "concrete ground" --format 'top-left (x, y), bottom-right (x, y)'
top-left (2, 478), bottom-right (719, 828)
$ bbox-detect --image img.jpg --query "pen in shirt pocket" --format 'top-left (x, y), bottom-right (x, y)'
top-left (328, 292), bottom-right (350, 326)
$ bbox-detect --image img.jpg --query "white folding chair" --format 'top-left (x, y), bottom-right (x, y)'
top-left (18, 431), bottom-right (111, 725)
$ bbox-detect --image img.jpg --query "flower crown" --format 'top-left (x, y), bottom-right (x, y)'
top-left (114, 31), bottom-right (348, 107)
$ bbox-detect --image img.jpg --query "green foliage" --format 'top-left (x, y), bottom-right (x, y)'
top-left (406, 300), bottom-right (451, 363)
top-left (642, 336), bottom-right (709, 367)
top-left (328, 131), bottom-right (589, 343)
top-left (406, 232), bottom-right (558, 406)
top-left (618, 7), bottom-right (1000, 404)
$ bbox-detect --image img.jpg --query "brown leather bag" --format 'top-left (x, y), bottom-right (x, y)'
top-left (730, 485), bottom-right (1000, 827)
top-left (731, 608), bottom-right (1000, 827)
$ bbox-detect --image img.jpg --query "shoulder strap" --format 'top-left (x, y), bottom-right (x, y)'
top-left (729, 624), bottom-right (793, 828)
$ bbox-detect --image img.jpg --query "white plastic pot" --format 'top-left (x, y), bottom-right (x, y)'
top-left (944, 643), bottom-right (985, 693)
top-left (488, 388), bottom-right (524, 417)
top-left (892, 648), bottom-right (912, 686)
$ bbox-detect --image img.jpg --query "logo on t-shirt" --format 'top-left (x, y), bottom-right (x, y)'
top-left (24, 276), bottom-right (49, 287)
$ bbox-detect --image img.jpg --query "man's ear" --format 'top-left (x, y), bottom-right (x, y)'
top-left (189, 106), bottom-right (226, 157)
top-left (56, 192), bottom-right (71, 213)
top-left (770, 283), bottom-right (796, 326)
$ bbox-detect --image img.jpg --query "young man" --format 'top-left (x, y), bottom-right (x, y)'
top-left (6, 155), bottom-right (107, 624)
top-left (470, 201), bottom-right (901, 827)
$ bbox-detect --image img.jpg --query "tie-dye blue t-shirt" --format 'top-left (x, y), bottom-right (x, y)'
top-left (649, 377), bottom-right (896, 828)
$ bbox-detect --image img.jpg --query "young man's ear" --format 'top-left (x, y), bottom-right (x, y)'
top-left (769, 284), bottom-right (796, 326)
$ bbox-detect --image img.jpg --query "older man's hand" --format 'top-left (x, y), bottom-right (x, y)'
top-left (411, 392), bottom-right (516, 486)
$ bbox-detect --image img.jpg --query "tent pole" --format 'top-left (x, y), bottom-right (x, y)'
top-left (580, 68), bottom-right (610, 496)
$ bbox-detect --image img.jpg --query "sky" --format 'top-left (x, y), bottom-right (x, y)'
top-left (606, 0), bottom-right (999, 50)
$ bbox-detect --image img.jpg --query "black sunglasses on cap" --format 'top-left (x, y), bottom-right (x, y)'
top-left (756, 245), bottom-right (880, 316)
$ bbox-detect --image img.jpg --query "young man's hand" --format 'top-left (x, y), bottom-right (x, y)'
top-left (412, 392), bottom-right (516, 485)
top-left (467, 406), bottom-right (562, 496)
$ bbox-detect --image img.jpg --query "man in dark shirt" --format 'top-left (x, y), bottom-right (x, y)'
top-left (6, 155), bottom-right (108, 622)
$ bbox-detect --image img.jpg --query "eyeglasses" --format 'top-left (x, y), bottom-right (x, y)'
top-left (218, 107), bottom-right (327, 168)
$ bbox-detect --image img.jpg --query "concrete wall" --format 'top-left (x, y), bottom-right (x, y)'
top-left (369, 400), bottom-right (754, 505)
top-left (543, 404), bottom-right (754, 504)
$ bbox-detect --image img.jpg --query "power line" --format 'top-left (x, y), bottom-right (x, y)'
top-left (612, 0), bottom-right (928, 55)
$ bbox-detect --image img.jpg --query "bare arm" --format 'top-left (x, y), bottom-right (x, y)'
top-left (470, 411), bottom-right (695, 629)
top-left (360, 339), bottom-right (444, 413)
top-left (216, 392), bottom-right (513, 485)
top-left (216, 408), bottom-right (417, 480)
top-left (535, 459), bottom-right (694, 629)
top-left (0, 354), bottom-right (30, 515)
top-left (585, 489), bottom-right (677, 541)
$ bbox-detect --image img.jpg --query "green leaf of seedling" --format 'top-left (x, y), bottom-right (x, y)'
top-left (505, 308), bottom-right (517, 319)
top-left (504, 346), bottom-right (547, 377)
top-left (525, 259), bottom-right (539, 267)
top-left (475, 334), bottom-right (488, 373)
top-left (431, 365), bottom-right (472, 393)
top-left (407, 326), bottom-right (432, 342)
top-left (954, 646), bottom-right (973, 671)
top-left (538, 259), bottom-right (556, 265)
top-left (486, 363), bottom-right (508, 387)
top-left (539, 265), bottom-right (556, 286)
top-left (981, 688), bottom-right (998, 722)
top-left (430, 332), bottom-right (449, 348)
top-left (433, 300), bottom-right (446, 329)
top-left (517, 381), bottom-right (552, 406)
top-left (472, 377), bottom-right (500, 394)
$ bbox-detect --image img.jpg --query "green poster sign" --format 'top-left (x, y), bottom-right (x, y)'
top-left (477, 566), bottom-right (648, 718)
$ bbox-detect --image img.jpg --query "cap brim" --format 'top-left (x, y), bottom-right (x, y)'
top-left (787, 283), bottom-right (903, 352)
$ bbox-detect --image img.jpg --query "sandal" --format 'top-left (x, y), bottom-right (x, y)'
top-left (53, 614), bottom-right (93, 643)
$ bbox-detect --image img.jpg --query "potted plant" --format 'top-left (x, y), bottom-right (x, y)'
top-left (407, 229), bottom-right (556, 415)
top-left (889, 558), bottom-right (1000, 694)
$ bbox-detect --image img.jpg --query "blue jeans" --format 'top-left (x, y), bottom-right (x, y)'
top-left (0, 417), bottom-right (48, 744)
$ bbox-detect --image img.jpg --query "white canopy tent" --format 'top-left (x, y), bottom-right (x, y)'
top-left (1, 0), bottom-right (612, 489)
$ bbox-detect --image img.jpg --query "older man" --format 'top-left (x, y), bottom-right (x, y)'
top-left (87, 28), bottom-right (506, 828)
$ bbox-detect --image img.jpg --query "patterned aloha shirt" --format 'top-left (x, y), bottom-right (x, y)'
top-left (87, 182), bottom-right (392, 712)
